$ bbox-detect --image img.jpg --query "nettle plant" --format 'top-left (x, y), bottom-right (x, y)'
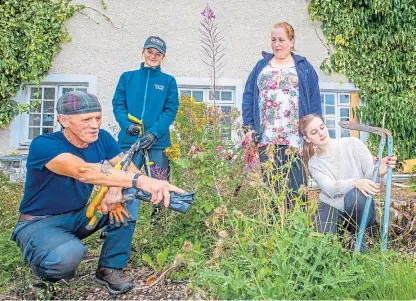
top-left (308, 0), bottom-right (416, 160)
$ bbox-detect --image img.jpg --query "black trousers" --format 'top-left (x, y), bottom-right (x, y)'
top-left (314, 188), bottom-right (377, 235)
top-left (258, 144), bottom-right (306, 208)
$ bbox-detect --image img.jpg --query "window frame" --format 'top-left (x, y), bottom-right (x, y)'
top-left (9, 74), bottom-right (97, 149)
top-left (321, 92), bottom-right (352, 139)
top-left (26, 85), bottom-right (58, 143)
top-left (23, 84), bottom-right (89, 143)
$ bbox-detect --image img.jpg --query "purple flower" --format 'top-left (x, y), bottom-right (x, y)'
top-left (215, 146), bottom-right (224, 152)
top-left (201, 4), bottom-right (215, 20)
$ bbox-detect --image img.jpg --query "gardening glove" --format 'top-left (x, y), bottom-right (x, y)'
top-left (126, 123), bottom-right (142, 136)
top-left (135, 189), bottom-right (195, 214)
top-left (109, 203), bottom-right (133, 227)
top-left (140, 131), bottom-right (157, 150)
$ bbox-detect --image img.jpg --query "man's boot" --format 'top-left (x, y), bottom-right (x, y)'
top-left (95, 266), bottom-right (133, 294)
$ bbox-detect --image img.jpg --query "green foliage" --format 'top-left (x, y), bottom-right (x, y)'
top-left (308, 0), bottom-right (416, 159)
top-left (192, 209), bottom-right (416, 299)
top-left (0, 0), bottom-right (77, 127)
top-left (0, 230), bottom-right (23, 293)
top-left (142, 248), bottom-right (169, 272)
top-left (0, 172), bottom-right (25, 293)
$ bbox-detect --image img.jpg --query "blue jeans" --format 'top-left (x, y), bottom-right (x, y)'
top-left (258, 145), bottom-right (306, 209)
top-left (11, 198), bottom-right (139, 280)
top-left (314, 188), bottom-right (377, 234)
top-left (125, 147), bottom-right (169, 180)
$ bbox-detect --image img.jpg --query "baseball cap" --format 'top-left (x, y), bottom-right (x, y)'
top-left (143, 36), bottom-right (167, 54)
top-left (56, 91), bottom-right (102, 115)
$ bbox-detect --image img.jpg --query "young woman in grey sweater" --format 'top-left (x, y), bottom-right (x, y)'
top-left (299, 114), bottom-right (396, 235)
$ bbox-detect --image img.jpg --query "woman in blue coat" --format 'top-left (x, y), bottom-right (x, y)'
top-left (112, 36), bottom-right (179, 217)
top-left (242, 22), bottom-right (322, 207)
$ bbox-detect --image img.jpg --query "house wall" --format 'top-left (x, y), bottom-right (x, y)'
top-left (0, 0), bottom-right (349, 154)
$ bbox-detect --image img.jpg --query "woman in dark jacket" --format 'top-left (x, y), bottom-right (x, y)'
top-left (242, 22), bottom-right (322, 207)
top-left (113, 36), bottom-right (178, 178)
top-left (112, 36), bottom-right (179, 220)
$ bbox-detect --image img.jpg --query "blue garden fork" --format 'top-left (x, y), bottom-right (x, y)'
top-left (339, 121), bottom-right (393, 252)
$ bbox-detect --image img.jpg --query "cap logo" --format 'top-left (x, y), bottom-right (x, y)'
top-left (150, 38), bottom-right (164, 46)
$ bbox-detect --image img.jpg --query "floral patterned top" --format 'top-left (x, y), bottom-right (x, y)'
top-left (257, 64), bottom-right (300, 147)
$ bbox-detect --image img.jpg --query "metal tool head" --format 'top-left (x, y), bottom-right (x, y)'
top-left (339, 121), bottom-right (392, 137)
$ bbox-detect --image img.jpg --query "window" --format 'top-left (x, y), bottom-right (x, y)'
top-left (26, 85), bottom-right (88, 141)
top-left (178, 86), bottom-right (236, 118)
top-left (179, 89), bottom-right (204, 102)
top-left (321, 92), bottom-right (351, 139)
top-left (178, 86), bottom-right (236, 139)
top-left (175, 77), bottom-right (244, 144)
top-left (9, 74), bottom-right (96, 149)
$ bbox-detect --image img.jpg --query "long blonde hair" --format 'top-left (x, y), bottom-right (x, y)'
top-left (299, 114), bottom-right (323, 166)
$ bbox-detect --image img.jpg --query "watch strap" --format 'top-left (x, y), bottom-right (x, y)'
top-left (132, 173), bottom-right (142, 188)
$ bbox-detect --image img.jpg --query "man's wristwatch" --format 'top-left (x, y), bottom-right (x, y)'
top-left (132, 173), bottom-right (142, 188)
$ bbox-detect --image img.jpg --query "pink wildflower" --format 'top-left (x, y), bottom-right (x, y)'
top-left (201, 5), bottom-right (215, 19)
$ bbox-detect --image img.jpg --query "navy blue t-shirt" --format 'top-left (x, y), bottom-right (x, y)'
top-left (19, 129), bottom-right (122, 215)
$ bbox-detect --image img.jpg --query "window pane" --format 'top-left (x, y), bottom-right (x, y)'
top-left (328, 129), bottom-right (336, 138)
top-left (30, 87), bottom-right (42, 99)
top-left (29, 127), bottom-right (41, 139)
top-left (180, 90), bottom-right (191, 96)
top-left (29, 114), bottom-right (41, 126)
top-left (62, 87), bottom-right (75, 95)
top-left (221, 91), bottom-right (232, 101)
top-left (209, 91), bottom-right (220, 100)
top-left (339, 94), bottom-right (350, 104)
top-left (325, 94), bottom-right (335, 105)
top-left (76, 87), bottom-right (88, 92)
top-left (320, 94), bottom-right (324, 103)
top-left (325, 105), bottom-right (335, 115)
top-left (220, 105), bottom-right (232, 115)
top-left (42, 127), bottom-right (54, 134)
top-left (340, 107), bottom-right (350, 118)
top-left (325, 118), bottom-right (336, 128)
top-left (30, 100), bottom-right (41, 113)
top-left (341, 129), bottom-right (350, 138)
top-left (44, 88), bottom-right (55, 100)
top-left (192, 91), bottom-right (204, 102)
top-left (43, 101), bottom-right (55, 113)
top-left (43, 114), bottom-right (54, 127)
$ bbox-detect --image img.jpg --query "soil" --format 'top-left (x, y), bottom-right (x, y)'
top-left (4, 262), bottom-right (190, 300)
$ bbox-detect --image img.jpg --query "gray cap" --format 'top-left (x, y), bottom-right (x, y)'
top-left (143, 36), bottom-right (166, 54)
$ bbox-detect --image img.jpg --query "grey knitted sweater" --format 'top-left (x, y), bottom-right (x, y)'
top-left (308, 137), bottom-right (380, 211)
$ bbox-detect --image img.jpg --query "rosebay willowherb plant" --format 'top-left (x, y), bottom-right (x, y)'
top-left (199, 3), bottom-right (225, 105)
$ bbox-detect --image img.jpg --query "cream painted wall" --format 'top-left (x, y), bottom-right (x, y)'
top-left (0, 0), bottom-right (348, 154)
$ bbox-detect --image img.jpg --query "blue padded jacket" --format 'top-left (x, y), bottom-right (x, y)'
top-left (242, 52), bottom-right (322, 134)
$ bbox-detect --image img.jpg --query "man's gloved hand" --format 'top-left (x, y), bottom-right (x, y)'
top-left (126, 123), bottom-right (142, 136)
top-left (140, 131), bottom-right (157, 150)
